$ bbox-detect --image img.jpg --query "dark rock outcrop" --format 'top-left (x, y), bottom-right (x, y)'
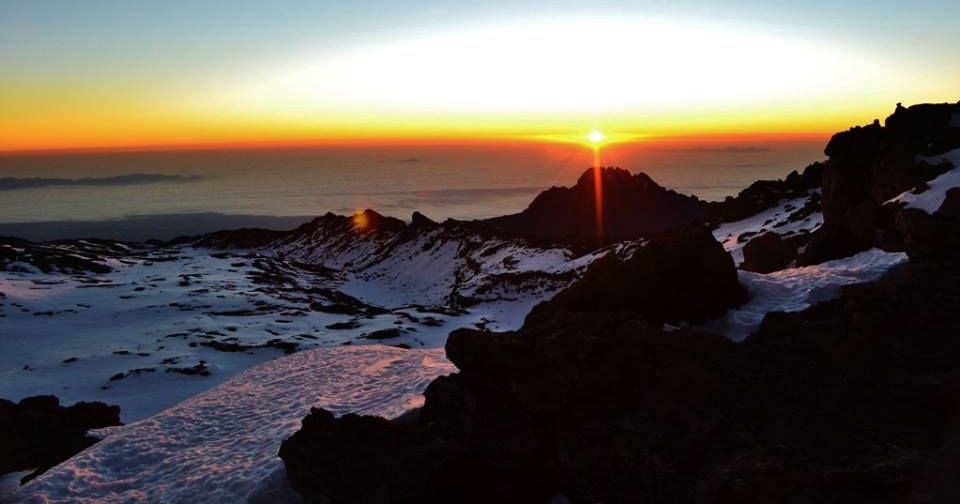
top-left (801, 102), bottom-right (960, 264)
top-left (279, 229), bottom-right (751, 502)
top-left (481, 167), bottom-right (709, 245)
top-left (892, 199), bottom-right (960, 262)
top-left (740, 231), bottom-right (808, 273)
top-left (525, 225), bottom-right (746, 325)
top-left (281, 254), bottom-right (960, 503)
top-left (0, 395), bottom-right (121, 484)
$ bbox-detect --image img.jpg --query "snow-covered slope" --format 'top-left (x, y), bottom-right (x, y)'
top-left (11, 345), bottom-right (455, 504)
top-left (886, 148), bottom-right (960, 214)
top-left (1, 224), bottom-right (622, 422)
top-left (266, 214), bottom-right (617, 308)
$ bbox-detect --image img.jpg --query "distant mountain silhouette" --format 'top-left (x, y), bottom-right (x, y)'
top-left (480, 167), bottom-right (708, 245)
top-left (0, 173), bottom-right (203, 191)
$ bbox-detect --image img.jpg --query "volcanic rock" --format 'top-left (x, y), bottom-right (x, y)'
top-left (801, 102), bottom-right (960, 264)
top-left (281, 255), bottom-right (960, 503)
top-left (740, 231), bottom-right (808, 273)
top-left (481, 167), bottom-right (708, 245)
top-left (525, 225), bottom-right (747, 325)
top-left (0, 395), bottom-right (121, 484)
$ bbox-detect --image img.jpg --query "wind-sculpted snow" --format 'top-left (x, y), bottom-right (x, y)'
top-left (11, 346), bottom-right (455, 504)
top-left (712, 192), bottom-right (823, 266)
top-left (886, 148), bottom-right (960, 214)
top-left (705, 248), bottom-right (908, 341)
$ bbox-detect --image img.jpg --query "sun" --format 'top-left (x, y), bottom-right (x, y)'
top-left (588, 130), bottom-right (604, 144)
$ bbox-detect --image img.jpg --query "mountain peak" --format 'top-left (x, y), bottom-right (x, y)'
top-left (481, 167), bottom-right (707, 245)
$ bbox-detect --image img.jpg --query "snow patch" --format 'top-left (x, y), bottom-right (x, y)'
top-left (13, 346), bottom-right (455, 504)
top-left (712, 194), bottom-right (823, 265)
top-left (886, 148), bottom-right (960, 214)
top-left (706, 249), bottom-right (908, 341)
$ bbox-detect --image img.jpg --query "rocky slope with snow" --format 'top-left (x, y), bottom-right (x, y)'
top-left (1, 219), bottom-right (625, 426)
top-left (278, 102), bottom-right (960, 503)
top-left (801, 101), bottom-right (960, 264)
top-left (5, 102), bottom-right (960, 502)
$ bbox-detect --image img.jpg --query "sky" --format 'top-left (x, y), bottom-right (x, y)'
top-left (1, 0), bottom-right (958, 152)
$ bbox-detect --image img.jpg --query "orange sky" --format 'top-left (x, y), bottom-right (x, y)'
top-left (2, 8), bottom-right (958, 154)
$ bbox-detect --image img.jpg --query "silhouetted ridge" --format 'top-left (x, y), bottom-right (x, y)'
top-left (481, 167), bottom-right (708, 245)
top-left (708, 161), bottom-right (824, 223)
top-left (801, 101), bottom-right (960, 264)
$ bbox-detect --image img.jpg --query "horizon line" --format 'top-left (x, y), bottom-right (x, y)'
top-left (0, 130), bottom-right (834, 157)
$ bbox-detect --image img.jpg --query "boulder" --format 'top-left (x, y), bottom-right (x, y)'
top-left (893, 205), bottom-right (960, 262)
top-left (525, 225), bottom-right (747, 325)
top-left (937, 187), bottom-right (960, 218)
top-left (0, 395), bottom-right (121, 484)
top-left (740, 231), bottom-right (807, 273)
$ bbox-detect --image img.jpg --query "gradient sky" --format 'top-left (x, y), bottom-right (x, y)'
top-left (1, 0), bottom-right (958, 152)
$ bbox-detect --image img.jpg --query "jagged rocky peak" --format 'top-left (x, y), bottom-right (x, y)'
top-left (481, 166), bottom-right (708, 245)
top-left (350, 208), bottom-right (406, 235)
top-left (409, 211), bottom-right (437, 229)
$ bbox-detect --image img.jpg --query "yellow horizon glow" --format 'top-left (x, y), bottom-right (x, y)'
top-left (1, 16), bottom-right (957, 153)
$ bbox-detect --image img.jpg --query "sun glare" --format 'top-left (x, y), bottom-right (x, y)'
top-left (226, 16), bottom-right (897, 128)
top-left (588, 130), bottom-right (605, 144)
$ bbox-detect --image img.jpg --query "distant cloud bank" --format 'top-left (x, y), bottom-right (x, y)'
top-left (0, 213), bottom-right (310, 242)
top-left (654, 146), bottom-right (772, 153)
top-left (0, 173), bottom-right (204, 191)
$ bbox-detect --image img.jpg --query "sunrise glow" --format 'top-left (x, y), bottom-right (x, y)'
top-left (2, 9), bottom-right (958, 152)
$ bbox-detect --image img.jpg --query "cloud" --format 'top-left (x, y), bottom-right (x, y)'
top-left (330, 186), bottom-right (542, 210)
top-left (652, 146), bottom-right (772, 153)
top-left (395, 158), bottom-right (422, 163)
top-left (0, 173), bottom-right (204, 191)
